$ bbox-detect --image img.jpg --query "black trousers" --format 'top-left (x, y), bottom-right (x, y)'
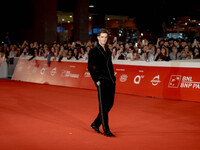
top-left (93, 80), bottom-right (115, 132)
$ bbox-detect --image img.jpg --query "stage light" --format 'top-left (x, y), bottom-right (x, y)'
top-left (89, 0), bottom-right (94, 8)
top-left (89, 5), bottom-right (94, 8)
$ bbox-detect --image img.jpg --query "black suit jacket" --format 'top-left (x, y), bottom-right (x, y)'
top-left (88, 43), bottom-right (116, 83)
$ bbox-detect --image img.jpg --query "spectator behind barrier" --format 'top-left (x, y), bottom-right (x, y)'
top-left (0, 36), bottom-right (200, 66)
top-left (169, 46), bottom-right (181, 60)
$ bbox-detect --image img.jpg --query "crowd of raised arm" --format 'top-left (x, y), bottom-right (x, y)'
top-left (1, 37), bottom-right (200, 63)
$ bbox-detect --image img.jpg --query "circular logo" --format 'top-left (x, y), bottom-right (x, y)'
top-left (51, 67), bottom-right (57, 76)
top-left (134, 75), bottom-right (143, 84)
top-left (151, 75), bottom-right (161, 86)
top-left (120, 74), bottom-right (128, 82)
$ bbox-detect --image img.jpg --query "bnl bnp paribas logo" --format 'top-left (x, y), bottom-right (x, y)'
top-left (168, 75), bottom-right (200, 89)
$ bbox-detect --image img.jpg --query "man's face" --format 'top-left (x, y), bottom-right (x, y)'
top-left (97, 33), bottom-right (108, 46)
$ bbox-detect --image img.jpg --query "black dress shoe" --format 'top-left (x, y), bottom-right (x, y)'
top-left (103, 131), bottom-right (115, 137)
top-left (90, 123), bottom-right (102, 134)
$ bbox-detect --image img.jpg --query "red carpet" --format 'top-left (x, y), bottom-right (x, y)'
top-left (0, 79), bottom-right (200, 150)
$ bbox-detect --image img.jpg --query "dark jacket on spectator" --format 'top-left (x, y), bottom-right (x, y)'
top-left (155, 53), bottom-right (170, 61)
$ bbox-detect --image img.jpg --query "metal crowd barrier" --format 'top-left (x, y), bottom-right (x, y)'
top-left (0, 57), bottom-right (19, 78)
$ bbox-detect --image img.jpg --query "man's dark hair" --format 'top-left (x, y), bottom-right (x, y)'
top-left (97, 28), bottom-right (109, 36)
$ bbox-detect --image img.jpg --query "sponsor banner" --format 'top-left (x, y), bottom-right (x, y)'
top-left (12, 59), bottom-right (94, 89)
top-left (114, 64), bottom-right (200, 102)
top-left (12, 58), bottom-right (200, 102)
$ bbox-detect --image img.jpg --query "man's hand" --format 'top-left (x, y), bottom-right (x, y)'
top-left (96, 81), bottom-right (100, 86)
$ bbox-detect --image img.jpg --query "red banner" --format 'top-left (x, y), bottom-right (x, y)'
top-left (12, 58), bottom-right (200, 102)
top-left (114, 64), bottom-right (200, 102)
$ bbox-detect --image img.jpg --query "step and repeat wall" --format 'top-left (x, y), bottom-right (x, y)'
top-left (12, 57), bottom-right (200, 102)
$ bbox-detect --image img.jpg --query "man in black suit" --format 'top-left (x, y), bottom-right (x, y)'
top-left (88, 28), bottom-right (116, 137)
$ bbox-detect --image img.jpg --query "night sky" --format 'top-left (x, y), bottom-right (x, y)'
top-left (57, 0), bottom-right (200, 17)
top-left (0, 0), bottom-right (199, 42)
top-left (57, 0), bottom-right (200, 35)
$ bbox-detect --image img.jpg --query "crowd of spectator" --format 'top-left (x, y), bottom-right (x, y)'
top-left (0, 37), bottom-right (200, 64)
